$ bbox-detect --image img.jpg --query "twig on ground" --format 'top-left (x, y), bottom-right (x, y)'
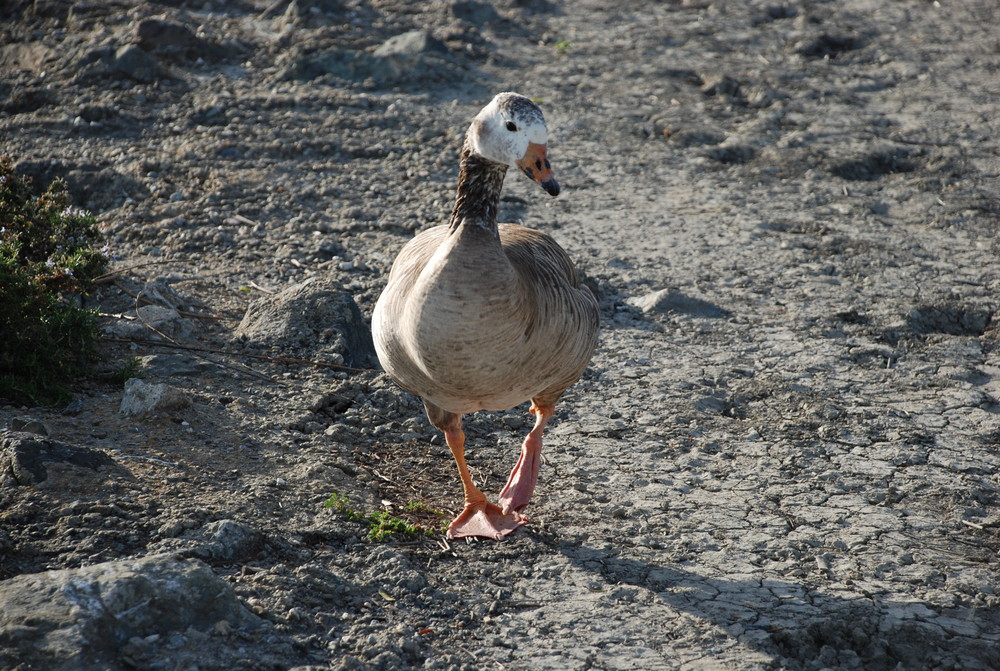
top-left (113, 278), bottom-right (225, 322)
top-left (111, 454), bottom-right (182, 467)
top-left (93, 259), bottom-right (195, 285)
top-left (249, 280), bottom-right (276, 294)
top-left (101, 337), bottom-right (374, 373)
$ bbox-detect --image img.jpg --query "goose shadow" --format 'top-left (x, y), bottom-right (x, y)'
top-left (554, 540), bottom-right (997, 670)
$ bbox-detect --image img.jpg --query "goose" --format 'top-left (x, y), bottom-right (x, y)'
top-left (371, 92), bottom-right (599, 540)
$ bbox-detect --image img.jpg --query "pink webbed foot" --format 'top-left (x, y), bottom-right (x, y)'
top-left (498, 403), bottom-right (554, 515)
top-left (497, 442), bottom-right (541, 515)
top-left (447, 501), bottom-right (527, 540)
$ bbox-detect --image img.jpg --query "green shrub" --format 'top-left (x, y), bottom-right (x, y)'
top-left (0, 155), bottom-right (109, 406)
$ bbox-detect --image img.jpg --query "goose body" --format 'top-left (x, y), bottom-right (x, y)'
top-left (372, 93), bottom-right (599, 539)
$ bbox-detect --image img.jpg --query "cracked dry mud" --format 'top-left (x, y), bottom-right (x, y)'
top-left (2, 1), bottom-right (1000, 669)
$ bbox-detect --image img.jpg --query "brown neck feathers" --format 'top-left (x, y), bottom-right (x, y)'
top-left (448, 147), bottom-right (508, 233)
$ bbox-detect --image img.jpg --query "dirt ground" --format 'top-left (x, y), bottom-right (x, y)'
top-left (2, 0), bottom-right (1000, 669)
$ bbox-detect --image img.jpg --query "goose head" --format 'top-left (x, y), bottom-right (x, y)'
top-left (466, 92), bottom-right (560, 197)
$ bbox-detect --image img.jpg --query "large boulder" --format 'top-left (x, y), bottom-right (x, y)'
top-left (234, 276), bottom-right (375, 368)
top-left (0, 431), bottom-right (123, 488)
top-left (0, 553), bottom-right (261, 671)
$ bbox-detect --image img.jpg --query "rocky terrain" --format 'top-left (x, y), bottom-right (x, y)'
top-left (2, 0), bottom-right (999, 669)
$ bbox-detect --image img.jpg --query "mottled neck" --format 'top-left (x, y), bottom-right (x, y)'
top-left (448, 147), bottom-right (508, 233)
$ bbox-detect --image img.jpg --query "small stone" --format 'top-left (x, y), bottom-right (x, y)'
top-left (134, 17), bottom-right (228, 61)
top-left (626, 288), bottom-right (731, 318)
top-left (450, 1), bottom-right (502, 24)
top-left (372, 30), bottom-right (447, 58)
top-left (10, 417), bottom-right (50, 436)
top-left (280, 30), bottom-right (449, 84)
top-left (103, 304), bottom-right (194, 341)
top-left (136, 304), bottom-right (182, 327)
top-left (190, 520), bottom-right (265, 561)
top-left (113, 44), bottom-right (165, 83)
top-left (119, 378), bottom-right (192, 417)
top-left (139, 353), bottom-right (215, 378)
top-left (501, 415), bottom-right (525, 430)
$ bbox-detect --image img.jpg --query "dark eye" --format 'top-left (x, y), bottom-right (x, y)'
top-left (505, 121), bottom-right (517, 132)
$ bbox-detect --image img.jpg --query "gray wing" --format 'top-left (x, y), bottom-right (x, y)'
top-left (499, 224), bottom-right (600, 404)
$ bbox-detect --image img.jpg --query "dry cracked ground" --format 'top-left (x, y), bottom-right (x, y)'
top-left (1, 0), bottom-right (1000, 669)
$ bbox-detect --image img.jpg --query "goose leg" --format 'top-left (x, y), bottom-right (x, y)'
top-left (424, 401), bottom-right (526, 540)
top-left (498, 401), bottom-right (554, 515)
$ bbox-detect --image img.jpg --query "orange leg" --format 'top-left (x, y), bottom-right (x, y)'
top-left (442, 420), bottom-right (526, 540)
top-left (498, 402), bottom-right (554, 515)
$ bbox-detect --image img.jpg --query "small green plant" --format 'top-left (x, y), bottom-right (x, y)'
top-left (324, 492), bottom-right (364, 521)
top-left (0, 155), bottom-right (110, 406)
top-left (106, 356), bottom-right (143, 386)
top-left (366, 511), bottom-right (428, 542)
top-left (324, 493), bottom-right (446, 542)
top-left (404, 501), bottom-right (444, 515)
top-left (554, 39), bottom-right (571, 56)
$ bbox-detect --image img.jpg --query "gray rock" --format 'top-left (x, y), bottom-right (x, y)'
top-left (102, 304), bottom-right (194, 341)
top-left (369, 30), bottom-right (448, 82)
top-left (139, 353), bottom-right (215, 378)
top-left (234, 276), bottom-right (374, 367)
top-left (278, 48), bottom-right (374, 82)
top-left (136, 304), bottom-right (193, 337)
top-left (628, 288), bottom-right (732, 318)
top-left (0, 431), bottom-right (121, 487)
top-left (279, 30), bottom-right (450, 84)
top-left (140, 277), bottom-right (198, 313)
top-left (451, 1), bottom-right (503, 24)
top-left (372, 30), bottom-right (448, 58)
top-left (134, 17), bottom-right (229, 62)
top-left (667, 125), bottom-right (727, 147)
top-left (699, 72), bottom-right (742, 98)
top-left (70, 44), bottom-right (118, 80)
top-left (906, 304), bottom-right (991, 336)
top-left (119, 378), bottom-right (192, 417)
top-left (0, 553), bottom-right (261, 671)
top-left (9, 416), bottom-right (50, 436)
top-left (190, 520), bottom-right (266, 561)
top-left (113, 44), bottom-right (165, 83)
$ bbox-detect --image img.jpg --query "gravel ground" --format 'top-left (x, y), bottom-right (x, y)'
top-left (2, 1), bottom-right (999, 669)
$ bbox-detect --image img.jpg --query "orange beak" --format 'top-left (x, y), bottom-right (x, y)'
top-left (516, 142), bottom-right (560, 196)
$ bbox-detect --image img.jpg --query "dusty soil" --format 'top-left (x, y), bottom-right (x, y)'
top-left (2, 0), bottom-right (1000, 669)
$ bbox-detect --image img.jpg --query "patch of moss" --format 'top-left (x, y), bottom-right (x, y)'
top-left (324, 493), bottom-right (447, 542)
top-left (0, 155), bottom-right (109, 406)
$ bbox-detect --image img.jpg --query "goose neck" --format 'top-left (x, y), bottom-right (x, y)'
top-left (448, 148), bottom-right (507, 233)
